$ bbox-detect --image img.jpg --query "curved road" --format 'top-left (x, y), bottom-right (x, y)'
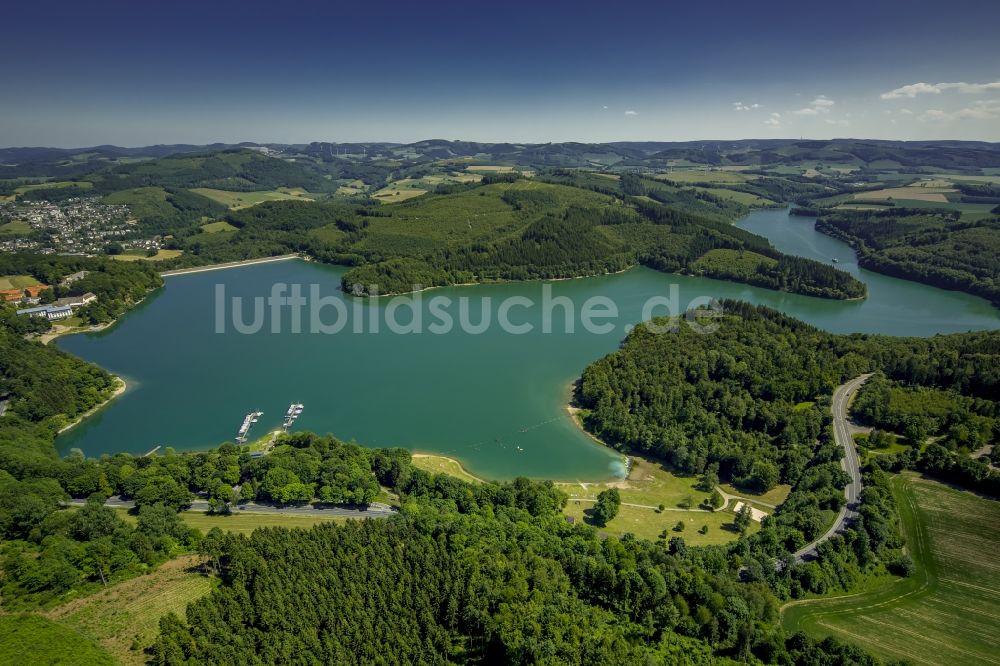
top-left (792, 373), bottom-right (872, 563)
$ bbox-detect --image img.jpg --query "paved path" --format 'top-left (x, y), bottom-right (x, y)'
top-left (160, 254), bottom-right (301, 277)
top-left (66, 496), bottom-right (397, 519)
top-left (792, 373), bottom-right (872, 563)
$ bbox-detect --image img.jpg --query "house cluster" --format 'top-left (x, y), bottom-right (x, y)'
top-left (16, 292), bottom-right (97, 321)
top-left (0, 197), bottom-right (135, 254)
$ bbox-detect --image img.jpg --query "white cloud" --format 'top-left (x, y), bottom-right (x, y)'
top-left (624, 110), bottom-right (638, 116)
top-left (919, 100), bottom-right (1000, 122)
top-left (764, 112), bottom-right (782, 128)
top-left (824, 118), bottom-right (850, 127)
top-left (602, 105), bottom-right (608, 110)
top-left (793, 95), bottom-right (834, 115)
top-left (732, 102), bottom-right (761, 112)
top-left (881, 81), bottom-right (1000, 99)
top-left (899, 108), bottom-right (913, 115)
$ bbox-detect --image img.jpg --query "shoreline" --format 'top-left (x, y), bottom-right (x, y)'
top-left (358, 266), bottom-right (637, 299)
top-left (57, 376), bottom-right (127, 435)
top-left (160, 253), bottom-right (302, 277)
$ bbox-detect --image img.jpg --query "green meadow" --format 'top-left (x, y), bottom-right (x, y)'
top-left (782, 473), bottom-right (1000, 666)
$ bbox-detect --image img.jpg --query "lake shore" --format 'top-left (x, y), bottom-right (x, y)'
top-left (58, 376), bottom-right (127, 435)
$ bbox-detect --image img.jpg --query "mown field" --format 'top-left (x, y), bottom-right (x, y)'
top-left (0, 274), bottom-right (41, 290)
top-left (189, 187), bottom-right (318, 209)
top-left (411, 453), bottom-right (484, 483)
top-left (782, 473), bottom-right (1000, 665)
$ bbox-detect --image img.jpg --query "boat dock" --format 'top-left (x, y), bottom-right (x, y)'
top-left (282, 403), bottom-right (304, 431)
top-left (235, 409), bottom-right (264, 444)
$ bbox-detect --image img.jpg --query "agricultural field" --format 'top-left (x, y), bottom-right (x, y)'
top-left (0, 274), bottom-right (41, 290)
top-left (110, 249), bottom-right (184, 262)
top-left (371, 181), bottom-right (430, 203)
top-left (656, 169), bottom-right (752, 184)
top-left (14, 180), bottom-right (93, 196)
top-left (782, 473), bottom-right (1000, 666)
top-left (43, 555), bottom-right (212, 666)
top-left (199, 220), bottom-right (237, 233)
top-left (189, 187), bottom-right (318, 209)
top-left (0, 614), bottom-right (113, 666)
top-left (466, 165), bottom-right (515, 172)
top-left (854, 186), bottom-right (955, 203)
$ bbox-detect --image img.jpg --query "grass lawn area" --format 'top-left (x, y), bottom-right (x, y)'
top-left (43, 555), bottom-right (211, 666)
top-left (562, 500), bottom-right (758, 545)
top-left (189, 187), bottom-right (317, 209)
top-left (411, 453), bottom-right (484, 483)
top-left (199, 220), bottom-right (238, 233)
top-left (466, 165), bottom-right (515, 172)
top-left (718, 482), bottom-right (792, 508)
top-left (0, 614), bottom-right (114, 665)
top-left (555, 455), bottom-right (705, 508)
top-left (781, 473), bottom-right (1000, 666)
top-left (0, 220), bottom-right (31, 235)
top-left (0, 274), bottom-right (41, 290)
top-left (110, 249), bottom-right (184, 262)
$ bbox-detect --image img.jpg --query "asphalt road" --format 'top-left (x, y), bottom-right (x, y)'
top-left (66, 496), bottom-right (397, 519)
top-left (792, 373), bottom-right (872, 563)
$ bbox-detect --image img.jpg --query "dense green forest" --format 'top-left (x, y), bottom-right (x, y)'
top-left (814, 209), bottom-right (1000, 305)
top-left (578, 302), bottom-right (1000, 499)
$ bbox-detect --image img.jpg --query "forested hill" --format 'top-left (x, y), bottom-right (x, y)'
top-left (155, 175), bottom-right (863, 300)
top-left (814, 208), bottom-right (1000, 305)
top-left (578, 301), bottom-right (1000, 498)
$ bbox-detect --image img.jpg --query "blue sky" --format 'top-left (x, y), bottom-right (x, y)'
top-left (3, 0), bottom-right (1000, 146)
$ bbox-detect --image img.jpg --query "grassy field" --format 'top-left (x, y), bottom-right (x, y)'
top-left (189, 187), bottom-right (317, 209)
top-left (43, 555), bottom-right (212, 666)
top-left (102, 186), bottom-right (173, 219)
top-left (199, 220), bottom-right (238, 233)
top-left (699, 186), bottom-right (773, 206)
top-left (855, 186), bottom-right (955, 203)
top-left (554, 455), bottom-right (775, 544)
top-left (110, 249), bottom-right (184, 262)
top-left (14, 180), bottom-right (93, 196)
top-left (782, 473), bottom-right (1000, 665)
top-left (562, 500), bottom-right (759, 545)
top-left (112, 507), bottom-right (347, 535)
top-left (0, 220), bottom-right (31, 235)
top-left (655, 170), bottom-right (752, 184)
top-left (411, 453), bottom-right (484, 483)
top-left (0, 274), bottom-right (41, 290)
top-left (0, 614), bottom-right (114, 665)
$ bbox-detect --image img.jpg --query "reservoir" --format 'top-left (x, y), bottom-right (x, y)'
top-left (56, 209), bottom-right (1000, 480)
